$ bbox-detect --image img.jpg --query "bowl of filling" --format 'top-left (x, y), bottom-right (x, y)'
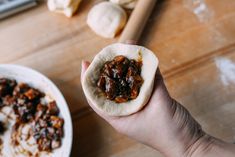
top-left (0, 64), bottom-right (72, 157)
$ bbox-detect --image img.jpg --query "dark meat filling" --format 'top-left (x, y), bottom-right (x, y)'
top-left (0, 98), bottom-right (3, 108)
top-left (33, 102), bottom-right (63, 151)
top-left (97, 55), bottom-right (143, 103)
top-left (0, 78), bottom-right (16, 97)
top-left (0, 121), bottom-right (5, 135)
top-left (12, 83), bottom-right (44, 123)
top-left (0, 78), bottom-right (64, 152)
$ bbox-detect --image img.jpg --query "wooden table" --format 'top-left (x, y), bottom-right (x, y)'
top-left (1, 0), bottom-right (235, 156)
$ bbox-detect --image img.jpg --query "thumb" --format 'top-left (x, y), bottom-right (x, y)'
top-left (81, 60), bottom-right (90, 82)
top-left (80, 60), bottom-right (112, 120)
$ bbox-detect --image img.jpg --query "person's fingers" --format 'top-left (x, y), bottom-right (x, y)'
top-left (155, 68), bottom-right (164, 82)
top-left (152, 68), bottom-right (167, 93)
top-left (81, 60), bottom-right (90, 81)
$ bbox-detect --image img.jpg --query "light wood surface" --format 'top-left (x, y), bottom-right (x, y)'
top-left (1, 0), bottom-right (235, 157)
top-left (119, 0), bottom-right (157, 43)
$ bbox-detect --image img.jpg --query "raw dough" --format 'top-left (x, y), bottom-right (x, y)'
top-left (87, 2), bottom-right (127, 38)
top-left (110, 0), bottom-right (135, 5)
top-left (110, 0), bottom-right (138, 9)
top-left (82, 43), bottom-right (158, 116)
top-left (47, 0), bottom-right (82, 17)
top-left (122, 0), bottom-right (137, 9)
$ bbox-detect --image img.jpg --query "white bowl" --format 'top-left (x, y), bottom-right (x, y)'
top-left (0, 64), bottom-right (73, 157)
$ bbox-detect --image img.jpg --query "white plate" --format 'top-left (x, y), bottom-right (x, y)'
top-left (0, 64), bottom-right (73, 157)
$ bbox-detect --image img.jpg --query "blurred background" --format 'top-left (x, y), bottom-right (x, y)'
top-left (0, 0), bottom-right (235, 156)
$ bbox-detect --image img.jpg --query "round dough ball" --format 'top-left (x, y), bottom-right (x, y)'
top-left (87, 2), bottom-right (127, 38)
top-left (110, 0), bottom-right (137, 9)
top-left (82, 43), bottom-right (159, 116)
top-left (122, 0), bottom-right (137, 9)
top-left (110, 0), bottom-right (135, 5)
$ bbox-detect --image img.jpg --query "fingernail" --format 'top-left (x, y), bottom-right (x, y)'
top-left (81, 59), bottom-right (85, 67)
top-left (81, 60), bottom-right (85, 73)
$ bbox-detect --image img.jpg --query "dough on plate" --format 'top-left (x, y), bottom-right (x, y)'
top-left (82, 43), bottom-right (158, 116)
top-left (47, 0), bottom-right (82, 17)
top-left (87, 2), bottom-right (127, 38)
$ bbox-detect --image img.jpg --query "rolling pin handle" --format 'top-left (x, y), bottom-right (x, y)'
top-left (119, 0), bottom-right (157, 44)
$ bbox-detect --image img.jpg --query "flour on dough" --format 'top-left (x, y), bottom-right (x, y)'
top-left (110, 0), bottom-right (138, 9)
top-left (87, 2), bottom-right (127, 38)
top-left (47, 0), bottom-right (82, 17)
top-left (82, 43), bottom-right (158, 116)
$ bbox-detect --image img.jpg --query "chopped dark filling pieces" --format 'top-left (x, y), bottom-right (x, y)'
top-left (12, 83), bottom-right (44, 123)
top-left (0, 78), bottom-right (16, 97)
top-left (97, 55), bottom-right (143, 103)
top-left (0, 78), bottom-right (64, 152)
top-left (33, 102), bottom-right (63, 151)
top-left (0, 121), bottom-right (5, 135)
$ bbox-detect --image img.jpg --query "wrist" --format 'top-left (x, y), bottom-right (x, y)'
top-left (183, 134), bottom-right (214, 157)
top-left (185, 135), bottom-right (235, 157)
top-left (161, 99), bottom-right (207, 157)
top-left (166, 100), bottom-right (235, 157)
top-left (147, 99), bottom-right (205, 157)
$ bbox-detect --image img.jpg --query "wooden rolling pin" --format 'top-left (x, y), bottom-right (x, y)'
top-left (119, 0), bottom-right (157, 44)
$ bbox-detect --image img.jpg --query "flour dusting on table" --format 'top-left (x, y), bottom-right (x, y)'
top-left (215, 57), bottom-right (235, 86)
top-left (183, 0), bottom-right (214, 22)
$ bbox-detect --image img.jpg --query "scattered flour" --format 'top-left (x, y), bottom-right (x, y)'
top-left (215, 57), bottom-right (235, 86)
top-left (184, 1), bottom-right (227, 45)
top-left (183, 0), bottom-right (214, 22)
top-left (208, 25), bottom-right (227, 44)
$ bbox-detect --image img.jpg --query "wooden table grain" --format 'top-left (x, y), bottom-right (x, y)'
top-left (1, 0), bottom-right (235, 156)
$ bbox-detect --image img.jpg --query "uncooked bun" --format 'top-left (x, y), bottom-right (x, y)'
top-left (47, 0), bottom-right (82, 17)
top-left (82, 43), bottom-right (158, 116)
top-left (87, 2), bottom-right (127, 38)
top-left (110, 0), bottom-right (138, 9)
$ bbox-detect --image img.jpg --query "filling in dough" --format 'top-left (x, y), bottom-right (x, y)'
top-left (97, 55), bottom-right (143, 103)
top-left (82, 43), bottom-right (158, 116)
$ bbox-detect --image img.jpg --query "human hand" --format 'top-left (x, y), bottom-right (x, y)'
top-left (81, 61), bottom-right (234, 157)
